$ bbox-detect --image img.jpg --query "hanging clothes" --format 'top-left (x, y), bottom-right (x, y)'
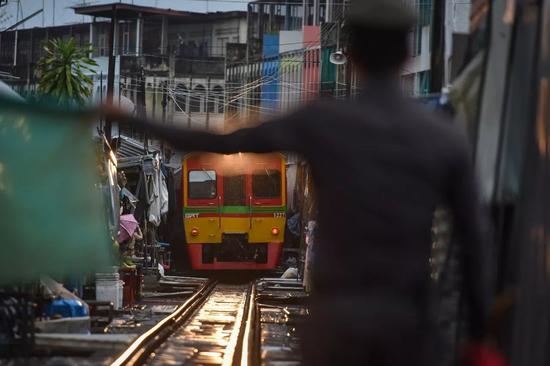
top-left (148, 160), bottom-right (169, 227)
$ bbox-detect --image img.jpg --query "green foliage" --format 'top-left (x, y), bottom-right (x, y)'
top-left (37, 38), bottom-right (98, 106)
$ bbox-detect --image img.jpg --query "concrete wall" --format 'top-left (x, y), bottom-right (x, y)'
top-left (279, 31), bottom-right (303, 113)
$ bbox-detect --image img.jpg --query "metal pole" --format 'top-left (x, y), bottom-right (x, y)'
top-left (302, 0), bottom-right (308, 27)
top-left (13, 30), bottom-right (17, 67)
top-left (188, 76), bottom-right (193, 128)
top-left (162, 80), bottom-right (167, 124)
top-left (313, 0), bottom-right (319, 26)
top-left (99, 71), bottom-right (104, 130)
top-left (105, 5), bottom-right (117, 142)
top-left (136, 13), bottom-right (143, 56)
top-left (89, 22), bottom-right (94, 58)
top-left (205, 76), bottom-right (211, 130)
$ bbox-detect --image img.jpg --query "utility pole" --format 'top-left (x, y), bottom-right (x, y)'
top-left (205, 76), bottom-right (211, 130)
top-left (136, 67), bottom-right (147, 152)
top-left (161, 81), bottom-right (167, 124)
top-left (105, 4), bottom-right (117, 142)
top-left (429, 0), bottom-right (446, 93)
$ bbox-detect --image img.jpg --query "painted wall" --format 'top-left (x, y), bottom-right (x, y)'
top-left (279, 31), bottom-right (303, 112)
top-left (302, 26), bottom-right (320, 102)
top-left (260, 34), bottom-right (280, 118)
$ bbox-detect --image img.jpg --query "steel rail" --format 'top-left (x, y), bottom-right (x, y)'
top-left (226, 283), bottom-right (254, 366)
top-left (240, 283), bottom-right (259, 366)
top-left (110, 279), bottom-right (218, 366)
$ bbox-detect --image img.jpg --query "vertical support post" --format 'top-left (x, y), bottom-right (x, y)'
top-left (268, 4), bottom-right (274, 31)
top-left (13, 30), bottom-right (18, 67)
top-left (136, 13), bottom-right (143, 56)
top-left (326, 0), bottom-right (332, 23)
top-left (105, 5), bottom-right (117, 142)
top-left (188, 77), bottom-right (193, 128)
top-left (246, 4), bottom-right (251, 61)
top-left (89, 22), bottom-right (94, 58)
top-left (99, 71), bottom-right (104, 130)
top-left (137, 67), bottom-right (147, 151)
top-left (313, 0), bottom-right (320, 26)
top-left (302, 0), bottom-right (308, 27)
top-left (28, 29), bottom-right (33, 88)
top-left (206, 76), bottom-right (211, 130)
top-left (285, 4), bottom-right (292, 30)
top-left (258, 3), bottom-right (265, 47)
top-left (152, 77), bottom-right (157, 120)
top-left (160, 16), bottom-right (168, 55)
top-left (161, 80), bottom-right (167, 124)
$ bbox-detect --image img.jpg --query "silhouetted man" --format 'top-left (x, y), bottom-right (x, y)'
top-left (130, 1), bottom-right (491, 364)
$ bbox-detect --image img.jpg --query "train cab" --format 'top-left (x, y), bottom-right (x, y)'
top-left (183, 152), bottom-right (286, 270)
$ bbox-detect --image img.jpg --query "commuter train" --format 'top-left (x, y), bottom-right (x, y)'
top-left (182, 152), bottom-right (286, 270)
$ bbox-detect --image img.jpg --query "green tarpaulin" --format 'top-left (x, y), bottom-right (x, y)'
top-left (0, 99), bottom-right (113, 284)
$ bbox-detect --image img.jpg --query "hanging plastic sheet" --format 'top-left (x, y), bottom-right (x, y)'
top-left (0, 98), bottom-right (113, 285)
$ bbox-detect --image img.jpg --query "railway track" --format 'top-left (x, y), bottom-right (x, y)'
top-left (111, 280), bottom-right (257, 366)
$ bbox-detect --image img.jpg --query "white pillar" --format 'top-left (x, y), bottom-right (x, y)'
top-left (326, 0), bottom-right (332, 23)
top-left (136, 14), bottom-right (143, 56)
top-left (313, 0), bottom-right (320, 26)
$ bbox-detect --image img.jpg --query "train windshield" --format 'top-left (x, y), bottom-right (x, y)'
top-left (252, 169), bottom-right (281, 198)
top-left (189, 170), bottom-right (217, 199)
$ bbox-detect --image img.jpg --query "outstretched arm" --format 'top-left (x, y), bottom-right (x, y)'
top-left (125, 107), bottom-right (309, 154)
top-left (447, 136), bottom-right (493, 340)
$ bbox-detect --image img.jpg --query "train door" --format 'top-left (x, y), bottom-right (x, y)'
top-left (220, 165), bottom-right (249, 234)
top-left (248, 156), bottom-right (286, 243)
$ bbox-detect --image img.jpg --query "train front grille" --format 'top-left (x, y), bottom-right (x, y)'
top-left (202, 234), bottom-right (268, 263)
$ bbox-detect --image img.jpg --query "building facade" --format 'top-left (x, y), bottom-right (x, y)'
top-left (0, 3), bottom-right (247, 133)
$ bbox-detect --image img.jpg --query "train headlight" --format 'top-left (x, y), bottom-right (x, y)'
top-left (191, 228), bottom-right (200, 237)
top-left (271, 227), bottom-right (280, 236)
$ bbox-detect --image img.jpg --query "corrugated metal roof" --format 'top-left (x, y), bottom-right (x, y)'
top-left (116, 135), bottom-right (159, 160)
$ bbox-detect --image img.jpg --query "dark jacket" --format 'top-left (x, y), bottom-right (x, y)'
top-left (134, 80), bottom-right (491, 340)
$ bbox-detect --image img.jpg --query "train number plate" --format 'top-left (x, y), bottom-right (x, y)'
top-left (273, 212), bottom-right (286, 218)
top-left (185, 213), bottom-right (200, 219)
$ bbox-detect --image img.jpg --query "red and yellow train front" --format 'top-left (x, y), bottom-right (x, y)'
top-left (183, 152), bottom-right (286, 270)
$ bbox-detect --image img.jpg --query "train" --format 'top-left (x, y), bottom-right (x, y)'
top-left (182, 152), bottom-right (287, 270)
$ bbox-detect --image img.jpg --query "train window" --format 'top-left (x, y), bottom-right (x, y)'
top-left (252, 169), bottom-right (281, 198)
top-left (223, 174), bottom-right (246, 205)
top-left (189, 170), bottom-right (217, 199)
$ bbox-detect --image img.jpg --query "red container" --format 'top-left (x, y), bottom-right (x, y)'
top-left (119, 269), bottom-right (138, 307)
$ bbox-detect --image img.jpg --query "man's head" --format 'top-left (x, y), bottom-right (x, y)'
top-left (345, 1), bottom-right (416, 76)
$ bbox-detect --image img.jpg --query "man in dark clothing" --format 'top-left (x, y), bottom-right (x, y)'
top-left (129, 1), bottom-right (491, 364)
